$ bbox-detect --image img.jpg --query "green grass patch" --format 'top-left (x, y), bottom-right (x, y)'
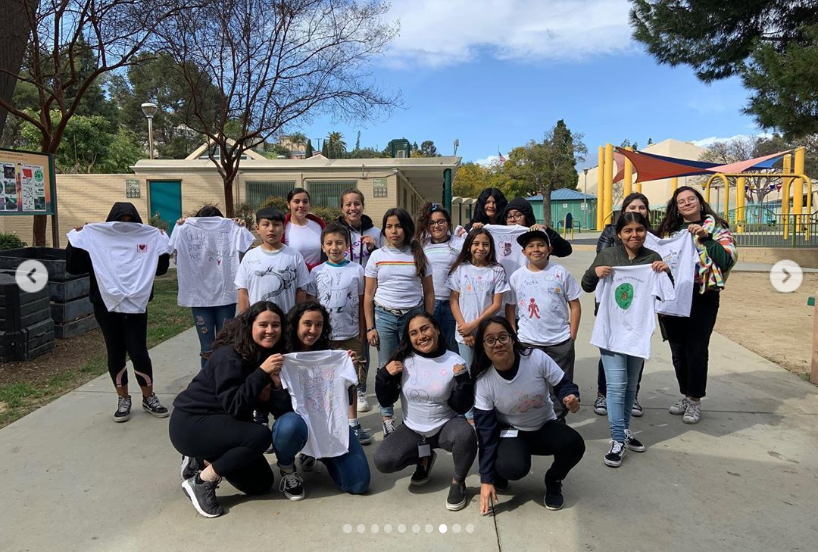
top-left (0, 274), bottom-right (192, 428)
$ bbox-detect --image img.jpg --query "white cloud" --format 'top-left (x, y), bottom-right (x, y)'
top-left (384, 0), bottom-right (633, 67)
top-left (692, 133), bottom-right (772, 148)
top-left (475, 154), bottom-right (509, 166)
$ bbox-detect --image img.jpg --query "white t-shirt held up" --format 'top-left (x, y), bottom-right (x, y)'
top-left (645, 232), bottom-right (698, 317)
top-left (67, 222), bottom-right (170, 314)
top-left (280, 350), bottom-right (358, 459)
top-left (508, 262), bottom-right (582, 346)
top-left (169, 217), bottom-right (255, 307)
top-left (474, 349), bottom-right (565, 431)
top-left (590, 264), bottom-right (675, 359)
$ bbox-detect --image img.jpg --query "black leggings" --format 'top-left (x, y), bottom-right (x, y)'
top-left (661, 290), bottom-right (720, 399)
top-left (374, 417), bottom-right (477, 483)
top-left (93, 303), bottom-right (153, 389)
top-left (598, 359), bottom-right (644, 397)
top-left (168, 409), bottom-right (274, 495)
top-left (495, 420), bottom-right (585, 485)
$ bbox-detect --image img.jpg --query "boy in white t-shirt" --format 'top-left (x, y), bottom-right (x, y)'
top-left (506, 230), bottom-right (581, 417)
top-left (307, 222), bottom-right (371, 446)
top-left (235, 206), bottom-right (310, 314)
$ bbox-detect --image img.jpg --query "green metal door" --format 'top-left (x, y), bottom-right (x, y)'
top-left (148, 180), bottom-right (182, 234)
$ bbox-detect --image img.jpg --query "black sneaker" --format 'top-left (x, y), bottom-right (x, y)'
top-left (113, 395), bottom-right (131, 422)
top-left (631, 399), bottom-right (644, 417)
top-left (279, 470), bottom-right (305, 501)
top-left (625, 429), bottom-right (646, 452)
top-left (180, 455), bottom-right (200, 481)
top-left (299, 453), bottom-right (318, 472)
top-left (544, 480), bottom-right (564, 511)
top-left (253, 410), bottom-right (270, 426)
top-left (182, 475), bottom-right (224, 518)
top-left (494, 474), bottom-right (510, 492)
top-left (446, 481), bottom-right (468, 511)
top-left (142, 393), bottom-right (169, 418)
top-left (410, 450), bottom-right (437, 486)
top-left (604, 440), bottom-right (626, 467)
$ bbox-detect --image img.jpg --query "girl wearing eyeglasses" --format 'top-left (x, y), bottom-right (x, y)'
top-left (471, 316), bottom-right (585, 513)
top-left (415, 202), bottom-right (465, 353)
top-left (500, 198), bottom-right (572, 258)
top-left (655, 187), bottom-right (736, 424)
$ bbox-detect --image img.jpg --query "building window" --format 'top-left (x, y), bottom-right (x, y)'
top-left (306, 180), bottom-right (357, 209)
top-left (245, 180), bottom-right (296, 209)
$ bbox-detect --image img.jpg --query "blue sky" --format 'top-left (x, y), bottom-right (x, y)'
top-left (298, 0), bottom-right (761, 166)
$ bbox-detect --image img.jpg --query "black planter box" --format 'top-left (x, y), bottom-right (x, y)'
top-left (0, 247), bottom-right (86, 282)
top-left (54, 314), bottom-right (98, 340)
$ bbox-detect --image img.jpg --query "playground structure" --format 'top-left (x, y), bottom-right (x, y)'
top-left (593, 143), bottom-right (814, 244)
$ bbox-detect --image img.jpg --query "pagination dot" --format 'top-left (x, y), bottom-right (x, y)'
top-left (371, 524), bottom-right (379, 533)
top-left (343, 524), bottom-right (352, 533)
top-left (398, 524), bottom-right (406, 533)
top-left (466, 524), bottom-right (475, 534)
top-left (357, 524), bottom-right (365, 533)
top-left (439, 524), bottom-right (448, 534)
top-left (425, 524), bottom-right (433, 534)
top-left (412, 524), bottom-right (420, 533)
top-left (452, 524), bottom-right (461, 534)
top-left (384, 524), bottom-right (392, 534)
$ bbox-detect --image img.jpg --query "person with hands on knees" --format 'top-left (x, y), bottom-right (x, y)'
top-left (364, 208), bottom-right (434, 437)
top-left (373, 312), bottom-right (477, 511)
top-left (472, 317), bottom-right (585, 514)
top-left (582, 212), bottom-right (671, 467)
top-left (168, 301), bottom-right (287, 518)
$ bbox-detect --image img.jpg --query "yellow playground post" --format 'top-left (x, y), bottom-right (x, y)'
top-left (735, 176), bottom-right (745, 231)
top-left (623, 147), bottom-right (633, 198)
top-left (783, 154), bottom-right (792, 238)
top-left (596, 146), bottom-right (604, 231)
top-left (604, 143), bottom-right (614, 225)
top-left (793, 147), bottom-right (805, 231)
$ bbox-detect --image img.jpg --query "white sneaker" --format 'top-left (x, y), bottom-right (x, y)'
top-left (357, 393), bottom-right (371, 412)
top-left (669, 397), bottom-right (689, 415)
top-left (683, 399), bottom-right (701, 424)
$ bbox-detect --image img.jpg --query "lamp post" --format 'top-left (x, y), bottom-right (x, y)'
top-left (141, 102), bottom-right (158, 159)
top-left (583, 167), bottom-right (589, 230)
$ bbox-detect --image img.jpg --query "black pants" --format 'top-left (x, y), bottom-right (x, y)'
top-left (93, 303), bottom-right (153, 389)
top-left (374, 417), bottom-right (477, 482)
top-left (495, 420), bottom-right (585, 485)
top-left (661, 290), bottom-right (720, 399)
top-left (168, 409), bottom-right (274, 495)
top-left (598, 358), bottom-right (644, 397)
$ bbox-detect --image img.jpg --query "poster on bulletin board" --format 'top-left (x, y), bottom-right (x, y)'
top-left (0, 148), bottom-right (57, 216)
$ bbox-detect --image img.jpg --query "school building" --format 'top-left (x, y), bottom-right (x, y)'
top-left (0, 143), bottom-right (464, 245)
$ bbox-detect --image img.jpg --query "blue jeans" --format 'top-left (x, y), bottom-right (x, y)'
top-left (271, 412), bottom-right (370, 494)
top-left (599, 349), bottom-right (642, 442)
top-left (433, 300), bottom-right (458, 353)
top-left (192, 304), bottom-right (236, 369)
top-left (457, 342), bottom-right (475, 421)
top-left (374, 304), bottom-right (422, 417)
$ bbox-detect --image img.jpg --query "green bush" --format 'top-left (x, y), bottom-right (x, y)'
top-left (0, 233), bottom-right (26, 250)
top-left (312, 206), bottom-right (343, 224)
top-left (260, 196), bottom-right (288, 212)
top-left (147, 213), bottom-right (169, 232)
top-left (235, 203), bottom-right (256, 230)
top-left (258, 196), bottom-right (341, 224)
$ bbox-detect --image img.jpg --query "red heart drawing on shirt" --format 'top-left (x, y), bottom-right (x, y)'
top-left (137, 244), bottom-right (147, 252)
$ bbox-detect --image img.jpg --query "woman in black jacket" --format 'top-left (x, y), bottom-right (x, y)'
top-left (593, 192), bottom-right (651, 418)
top-left (66, 202), bottom-right (170, 422)
top-left (169, 301), bottom-right (288, 518)
top-left (373, 312), bottom-right (477, 511)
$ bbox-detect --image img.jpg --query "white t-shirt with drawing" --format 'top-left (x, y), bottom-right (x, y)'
top-left (234, 244), bottom-right (310, 314)
top-left (364, 245), bottom-right (430, 309)
top-left (645, 232), bottom-right (698, 317)
top-left (424, 236), bottom-right (466, 301)
top-left (308, 262), bottom-right (365, 341)
top-left (508, 262), bottom-right (582, 346)
top-left (169, 217), bottom-right (255, 307)
top-left (400, 350), bottom-right (468, 437)
top-left (485, 224), bottom-right (527, 291)
top-left (67, 222), bottom-right (170, 314)
top-left (474, 349), bottom-right (564, 431)
top-left (590, 264), bottom-right (675, 359)
top-left (280, 350), bottom-right (358, 458)
top-left (446, 263), bottom-right (510, 343)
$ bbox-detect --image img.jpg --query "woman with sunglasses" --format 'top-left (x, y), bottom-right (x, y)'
top-left (472, 316), bottom-right (585, 513)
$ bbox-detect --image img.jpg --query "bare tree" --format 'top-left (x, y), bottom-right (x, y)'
top-left (0, 0), bottom-right (189, 245)
top-left (697, 136), bottom-right (782, 205)
top-left (158, 0), bottom-right (399, 216)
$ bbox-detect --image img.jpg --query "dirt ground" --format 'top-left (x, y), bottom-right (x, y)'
top-left (716, 271), bottom-right (817, 377)
top-left (0, 329), bottom-right (105, 387)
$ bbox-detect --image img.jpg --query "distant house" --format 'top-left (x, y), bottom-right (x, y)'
top-left (527, 189), bottom-right (597, 230)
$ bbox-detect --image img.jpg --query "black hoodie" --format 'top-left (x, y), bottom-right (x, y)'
top-left (501, 197), bottom-right (572, 258)
top-left (65, 202), bottom-right (170, 307)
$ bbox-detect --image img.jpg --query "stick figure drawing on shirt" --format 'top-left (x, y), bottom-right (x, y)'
top-left (528, 297), bottom-right (540, 319)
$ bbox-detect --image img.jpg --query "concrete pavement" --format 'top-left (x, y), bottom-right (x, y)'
top-left (2, 250), bottom-right (817, 552)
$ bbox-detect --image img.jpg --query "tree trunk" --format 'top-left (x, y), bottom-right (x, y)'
top-left (0, 0), bottom-right (36, 134)
top-left (223, 177), bottom-right (235, 218)
top-left (542, 184), bottom-right (553, 227)
top-left (32, 215), bottom-right (47, 246)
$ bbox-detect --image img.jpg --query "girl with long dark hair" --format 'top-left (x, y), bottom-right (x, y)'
top-left (364, 208), bottom-right (434, 436)
top-left (471, 316), bottom-right (584, 513)
top-left (373, 312), bottom-right (476, 511)
top-left (655, 186), bottom-right (736, 424)
top-left (169, 302), bottom-right (287, 517)
top-left (466, 188), bottom-right (508, 231)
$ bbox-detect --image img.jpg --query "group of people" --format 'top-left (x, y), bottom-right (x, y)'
top-left (64, 183), bottom-right (736, 518)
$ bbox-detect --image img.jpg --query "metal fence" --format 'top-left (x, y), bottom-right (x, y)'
top-left (732, 213), bottom-right (817, 248)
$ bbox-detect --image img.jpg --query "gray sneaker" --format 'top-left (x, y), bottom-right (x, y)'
top-left (142, 393), bottom-right (169, 418)
top-left (113, 395), bottom-right (132, 422)
top-left (683, 399), bottom-right (701, 424)
top-left (593, 395), bottom-right (607, 416)
top-left (669, 397), bottom-right (689, 415)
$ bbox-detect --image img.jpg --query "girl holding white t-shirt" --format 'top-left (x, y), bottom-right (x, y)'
top-left (364, 208), bottom-right (434, 437)
top-left (472, 316), bottom-right (584, 513)
top-left (283, 188), bottom-right (326, 271)
top-left (447, 228), bottom-right (509, 367)
top-left (373, 312), bottom-right (476, 511)
top-left (273, 301), bottom-right (370, 500)
top-left (582, 212), bottom-right (670, 468)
